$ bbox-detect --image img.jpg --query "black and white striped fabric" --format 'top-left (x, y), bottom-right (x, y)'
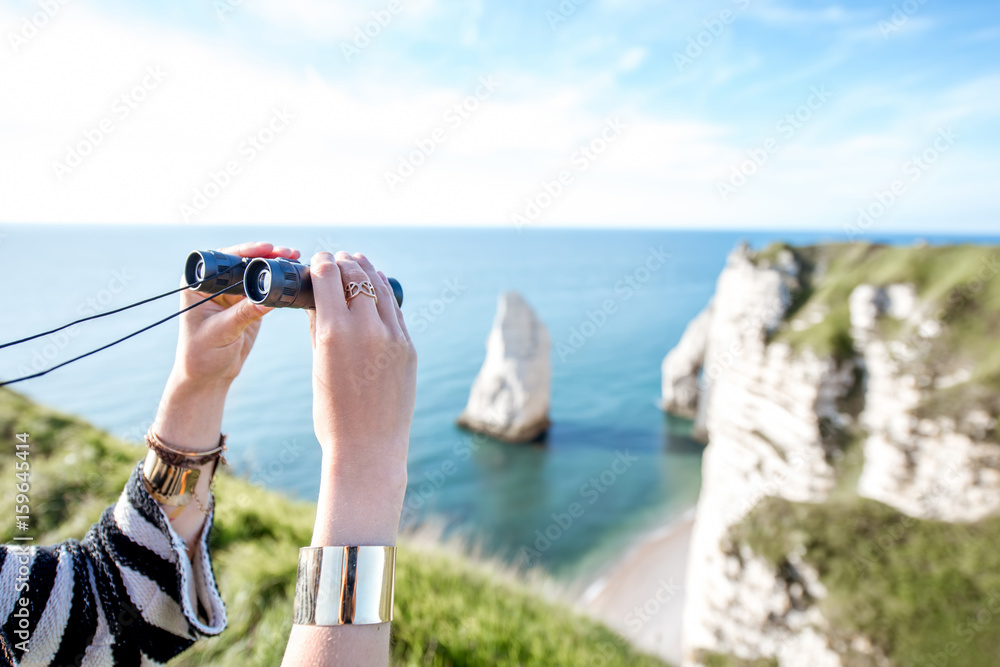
top-left (0, 463), bottom-right (227, 666)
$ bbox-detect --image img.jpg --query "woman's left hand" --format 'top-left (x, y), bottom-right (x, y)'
top-left (171, 241), bottom-right (301, 389)
top-left (154, 241), bottom-right (300, 551)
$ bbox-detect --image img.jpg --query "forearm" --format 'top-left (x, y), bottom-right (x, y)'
top-left (150, 370), bottom-right (232, 554)
top-left (281, 453), bottom-right (407, 667)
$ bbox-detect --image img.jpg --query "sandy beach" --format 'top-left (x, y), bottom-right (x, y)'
top-left (575, 511), bottom-right (694, 665)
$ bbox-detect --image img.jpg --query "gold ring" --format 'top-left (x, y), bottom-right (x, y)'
top-left (345, 281), bottom-right (378, 306)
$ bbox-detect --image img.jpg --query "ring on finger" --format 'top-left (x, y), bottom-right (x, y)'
top-left (345, 280), bottom-right (378, 306)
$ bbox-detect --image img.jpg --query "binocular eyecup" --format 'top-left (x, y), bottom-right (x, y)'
top-left (185, 251), bottom-right (403, 310)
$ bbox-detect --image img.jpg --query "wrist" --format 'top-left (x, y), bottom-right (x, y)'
top-left (311, 457), bottom-right (407, 547)
top-left (153, 372), bottom-right (232, 452)
top-left (166, 366), bottom-right (234, 396)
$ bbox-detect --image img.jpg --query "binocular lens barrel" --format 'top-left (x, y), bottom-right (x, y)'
top-left (245, 257), bottom-right (314, 308)
top-left (185, 251), bottom-right (249, 294)
top-left (186, 251), bottom-right (403, 310)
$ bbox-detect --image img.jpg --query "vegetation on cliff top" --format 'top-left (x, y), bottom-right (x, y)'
top-left (757, 241), bottom-right (1000, 438)
top-left (731, 495), bottom-right (1000, 667)
top-left (0, 388), bottom-right (667, 667)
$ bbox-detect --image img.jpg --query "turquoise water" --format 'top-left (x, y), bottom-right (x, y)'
top-left (2, 226), bottom-right (996, 578)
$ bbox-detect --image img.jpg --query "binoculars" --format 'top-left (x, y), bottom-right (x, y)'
top-left (185, 250), bottom-right (403, 309)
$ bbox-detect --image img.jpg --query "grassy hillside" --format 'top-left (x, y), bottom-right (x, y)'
top-left (731, 497), bottom-right (1000, 667)
top-left (0, 388), bottom-right (667, 667)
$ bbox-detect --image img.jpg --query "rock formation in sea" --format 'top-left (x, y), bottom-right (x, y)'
top-left (457, 291), bottom-right (551, 443)
top-left (661, 243), bottom-right (1000, 666)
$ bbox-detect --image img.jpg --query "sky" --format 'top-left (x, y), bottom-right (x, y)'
top-left (0, 0), bottom-right (997, 231)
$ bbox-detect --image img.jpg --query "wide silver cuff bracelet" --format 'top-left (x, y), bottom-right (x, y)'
top-left (293, 546), bottom-right (396, 626)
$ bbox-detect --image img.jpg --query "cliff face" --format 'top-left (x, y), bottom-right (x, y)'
top-left (668, 243), bottom-right (1000, 666)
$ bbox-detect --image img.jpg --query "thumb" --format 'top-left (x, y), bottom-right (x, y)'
top-left (206, 298), bottom-right (270, 345)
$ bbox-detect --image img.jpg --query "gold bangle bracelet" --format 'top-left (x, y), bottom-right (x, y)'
top-left (141, 429), bottom-right (226, 518)
top-left (293, 546), bottom-right (396, 626)
top-left (141, 449), bottom-right (216, 519)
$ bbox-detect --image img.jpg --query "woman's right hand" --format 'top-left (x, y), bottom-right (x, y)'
top-left (305, 251), bottom-right (417, 545)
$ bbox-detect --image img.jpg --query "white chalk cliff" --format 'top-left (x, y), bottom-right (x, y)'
top-left (662, 245), bottom-right (1000, 666)
top-left (458, 292), bottom-right (551, 443)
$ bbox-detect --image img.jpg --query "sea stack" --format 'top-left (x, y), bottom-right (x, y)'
top-left (457, 292), bottom-right (551, 443)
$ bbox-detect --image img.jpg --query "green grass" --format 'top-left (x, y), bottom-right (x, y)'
top-left (0, 388), bottom-right (668, 667)
top-left (730, 496), bottom-right (1000, 667)
top-left (695, 652), bottom-right (778, 667)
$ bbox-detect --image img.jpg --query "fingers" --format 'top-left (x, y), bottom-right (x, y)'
top-left (353, 253), bottom-right (403, 336)
top-left (334, 252), bottom-right (382, 320)
top-left (205, 298), bottom-right (270, 344)
top-left (309, 252), bottom-right (348, 328)
top-left (216, 241), bottom-right (301, 260)
top-left (378, 270), bottom-right (409, 341)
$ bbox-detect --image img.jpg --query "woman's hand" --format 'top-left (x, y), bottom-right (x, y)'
top-left (307, 251), bottom-right (417, 545)
top-left (153, 241), bottom-right (300, 552)
top-left (171, 241), bottom-right (301, 389)
top-left (285, 251), bottom-right (416, 667)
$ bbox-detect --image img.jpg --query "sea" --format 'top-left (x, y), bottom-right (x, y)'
top-left (2, 225), bottom-right (997, 580)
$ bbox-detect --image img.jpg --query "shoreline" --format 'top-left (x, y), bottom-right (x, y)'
top-left (574, 507), bottom-right (695, 665)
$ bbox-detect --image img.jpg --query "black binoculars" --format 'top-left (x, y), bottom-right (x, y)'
top-left (185, 250), bottom-right (403, 309)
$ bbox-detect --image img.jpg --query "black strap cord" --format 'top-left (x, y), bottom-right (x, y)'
top-left (0, 265), bottom-right (242, 351)
top-left (0, 281), bottom-right (244, 388)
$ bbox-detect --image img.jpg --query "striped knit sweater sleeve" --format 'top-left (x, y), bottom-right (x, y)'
top-left (0, 462), bottom-right (227, 666)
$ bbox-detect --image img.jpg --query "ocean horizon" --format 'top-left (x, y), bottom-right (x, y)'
top-left (3, 225), bottom-right (998, 580)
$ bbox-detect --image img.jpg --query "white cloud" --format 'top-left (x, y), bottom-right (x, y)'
top-left (618, 47), bottom-right (647, 71)
top-left (746, 1), bottom-right (873, 25)
top-left (0, 5), bottom-right (994, 232)
top-left (243, 0), bottom-right (442, 40)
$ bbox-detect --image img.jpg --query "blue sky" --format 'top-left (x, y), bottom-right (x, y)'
top-left (1, 0), bottom-right (997, 231)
